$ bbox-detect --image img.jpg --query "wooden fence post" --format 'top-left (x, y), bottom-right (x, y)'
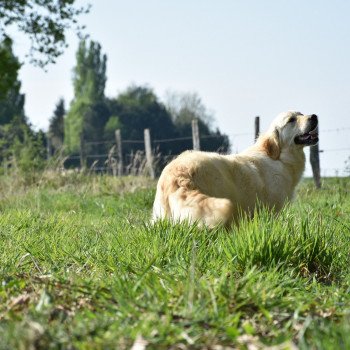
top-left (115, 129), bottom-right (123, 176)
top-left (192, 119), bottom-right (200, 151)
top-left (255, 116), bottom-right (260, 142)
top-left (310, 127), bottom-right (321, 189)
top-left (144, 128), bottom-right (155, 179)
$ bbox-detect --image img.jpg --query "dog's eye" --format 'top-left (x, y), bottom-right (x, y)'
top-left (288, 117), bottom-right (296, 123)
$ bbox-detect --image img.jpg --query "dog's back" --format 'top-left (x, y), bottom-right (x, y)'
top-left (152, 149), bottom-right (293, 227)
top-left (152, 111), bottom-right (317, 228)
top-left (152, 151), bottom-right (237, 227)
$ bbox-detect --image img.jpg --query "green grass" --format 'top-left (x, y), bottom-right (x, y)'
top-left (0, 174), bottom-right (350, 349)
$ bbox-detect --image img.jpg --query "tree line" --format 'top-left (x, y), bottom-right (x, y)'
top-left (62, 40), bottom-right (229, 167)
top-left (0, 38), bottom-right (230, 173)
top-left (0, 1), bottom-right (229, 174)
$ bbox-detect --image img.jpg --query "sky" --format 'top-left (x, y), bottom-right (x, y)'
top-left (10, 0), bottom-right (350, 176)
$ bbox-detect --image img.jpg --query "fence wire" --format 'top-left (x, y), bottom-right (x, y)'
top-left (62, 125), bottom-right (350, 176)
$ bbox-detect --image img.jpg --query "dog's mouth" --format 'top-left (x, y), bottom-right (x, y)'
top-left (294, 127), bottom-right (319, 145)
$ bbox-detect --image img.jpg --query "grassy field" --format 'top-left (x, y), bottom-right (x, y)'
top-left (0, 173), bottom-right (349, 349)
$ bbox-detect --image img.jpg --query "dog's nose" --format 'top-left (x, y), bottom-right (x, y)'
top-left (310, 114), bottom-right (318, 122)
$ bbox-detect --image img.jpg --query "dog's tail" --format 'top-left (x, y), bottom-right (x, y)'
top-left (153, 185), bottom-right (234, 228)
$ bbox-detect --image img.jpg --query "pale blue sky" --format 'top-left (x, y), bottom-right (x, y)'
top-left (11, 0), bottom-right (350, 176)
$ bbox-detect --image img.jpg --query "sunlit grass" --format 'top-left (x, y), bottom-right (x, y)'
top-left (0, 174), bottom-right (349, 349)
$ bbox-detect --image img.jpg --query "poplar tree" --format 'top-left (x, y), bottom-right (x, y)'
top-left (73, 40), bottom-right (107, 102)
top-left (65, 40), bottom-right (108, 153)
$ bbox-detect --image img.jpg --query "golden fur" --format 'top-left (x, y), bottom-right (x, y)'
top-left (152, 111), bottom-right (318, 227)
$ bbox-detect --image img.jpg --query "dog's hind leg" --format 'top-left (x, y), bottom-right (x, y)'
top-left (168, 188), bottom-right (234, 228)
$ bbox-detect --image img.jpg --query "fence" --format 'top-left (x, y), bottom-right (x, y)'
top-left (56, 117), bottom-right (350, 187)
top-left (61, 119), bottom-right (229, 179)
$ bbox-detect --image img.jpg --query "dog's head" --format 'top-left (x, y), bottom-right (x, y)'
top-left (259, 111), bottom-right (319, 160)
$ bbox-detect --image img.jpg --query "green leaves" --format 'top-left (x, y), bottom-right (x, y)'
top-left (0, 37), bottom-right (22, 100)
top-left (0, 0), bottom-right (90, 68)
top-left (64, 39), bottom-right (108, 153)
top-left (73, 40), bottom-right (107, 102)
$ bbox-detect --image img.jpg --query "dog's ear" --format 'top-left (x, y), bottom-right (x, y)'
top-left (260, 129), bottom-right (281, 160)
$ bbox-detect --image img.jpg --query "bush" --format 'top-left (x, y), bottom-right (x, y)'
top-left (0, 117), bottom-right (46, 183)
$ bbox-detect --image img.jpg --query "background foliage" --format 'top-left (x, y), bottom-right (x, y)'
top-left (63, 39), bottom-right (229, 168)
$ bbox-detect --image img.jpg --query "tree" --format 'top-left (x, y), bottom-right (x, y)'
top-left (165, 91), bottom-right (214, 127)
top-left (0, 115), bottom-right (46, 176)
top-left (0, 0), bottom-right (90, 96)
top-left (65, 39), bottom-right (108, 153)
top-left (0, 38), bottom-right (25, 122)
top-left (112, 86), bottom-right (176, 141)
top-left (0, 36), bottom-right (21, 100)
top-left (0, 32), bottom-right (46, 174)
top-left (73, 40), bottom-right (107, 102)
top-left (106, 86), bottom-right (230, 173)
top-left (106, 86), bottom-right (230, 163)
top-left (104, 115), bottom-right (121, 140)
top-left (164, 91), bottom-right (230, 153)
top-left (48, 98), bottom-right (65, 153)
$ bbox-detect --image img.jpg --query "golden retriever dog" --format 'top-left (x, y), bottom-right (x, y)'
top-left (152, 111), bottom-right (318, 227)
